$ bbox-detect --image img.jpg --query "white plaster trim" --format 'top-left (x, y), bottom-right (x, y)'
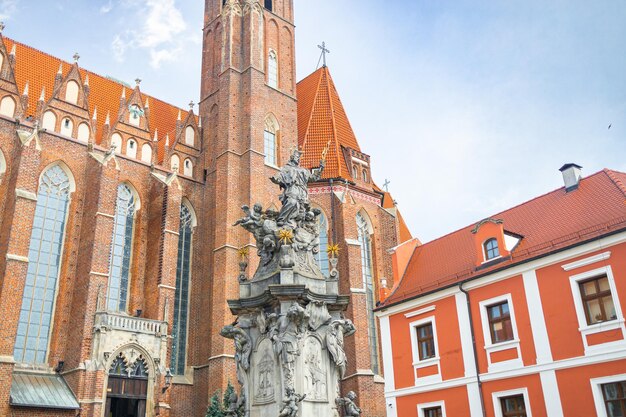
top-left (6, 253), bottom-right (29, 263)
top-left (0, 355), bottom-right (15, 364)
top-left (404, 305), bottom-right (435, 318)
top-left (562, 251), bottom-right (611, 271)
top-left (213, 244), bottom-right (241, 252)
top-left (522, 270), bottom-right (553, 364)
top-left (208, 354), bottom-right (235, 361)
top-left (350, 288), bottom-right (366, 294)
top-left (590, 373), bottom-right (626, 417)
top-left (15, 188), bottom-right (37, 201)
top-left (79, 399), bottom-right (104, 404)
top-left (379, 315), bottom-right (395, 392)
top-left (539, 370), bottom-right (564, 417)
top-left (455, 292), bottom-right (477, 377)
top-left (345, 238), bottom-right (361, 246)
top-left (89, 271), bottom-right (109, 277)
top-left (96, 211), bottom-right (115, 219)
top-left (376, 286), bottom-right (461, 318)
top-left (568, 265), bottom-right (626, 354)
top-left (384, 375), bottom-right (475, 397)
top-left (409, 316), bottom-right (441, 385)
top-left (351, 156), bottom-right (369, 166)
top-left (492, 387), bottom-right (532, 417)
top-left (158, 284), bottom-right (176, 291)
top-left (478, 293), bottom-right (523, 372)
top-left (417, 400), bottom-right (446, 417)
top-left (342, 369), bottom-right (375, 380)
top-left (466, 381), bottom-right (483, 417)
top-left (164, 229), bottom-right (180, 236)
top-left (385, 396), bottom-right (398, 417)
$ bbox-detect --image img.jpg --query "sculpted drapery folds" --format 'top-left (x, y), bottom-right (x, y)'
top-left (326, 318), bottom-right (356, 378)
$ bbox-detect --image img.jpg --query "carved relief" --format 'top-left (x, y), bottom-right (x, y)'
top-left (254, 338), bottom-right (276, 404)
top-left (303, 337), bottom-right (327, 401)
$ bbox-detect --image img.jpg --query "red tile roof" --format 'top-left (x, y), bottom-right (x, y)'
top-left (382, 169), bottom-right (626, 307)
top-left (3, 37), bottom-right (192, 163)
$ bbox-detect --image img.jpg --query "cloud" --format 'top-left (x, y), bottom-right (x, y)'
top-left (100, 0), bottom-right (113, 14)
top-left (110, 0), bottom-right (188, 68)
top-left (0, 0), bottom-right (19, 20)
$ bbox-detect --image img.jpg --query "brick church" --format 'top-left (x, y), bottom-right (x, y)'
top-left (0, 0), bottom-right (411, 416)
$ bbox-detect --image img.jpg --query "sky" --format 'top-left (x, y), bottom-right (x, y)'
top-left (1, 0), bottom-right (625, 242)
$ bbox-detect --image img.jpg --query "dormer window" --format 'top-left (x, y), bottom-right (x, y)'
top-left (484, 238), bottom-right (500, 260)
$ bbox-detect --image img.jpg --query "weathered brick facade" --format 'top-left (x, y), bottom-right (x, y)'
top-left (0, 1), bottom-right (408, 416)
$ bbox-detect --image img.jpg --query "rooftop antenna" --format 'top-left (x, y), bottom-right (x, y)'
top-left (317, 41), bottom-right (330, 69)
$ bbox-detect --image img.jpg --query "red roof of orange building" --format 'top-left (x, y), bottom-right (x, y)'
top-left (3, 37), bottom-right (192, 163)
top-left (381, 169), bottom-right (626, 308)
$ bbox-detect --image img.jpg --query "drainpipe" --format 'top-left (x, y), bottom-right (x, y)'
top-left (460, 282), bottom-right (487, 417)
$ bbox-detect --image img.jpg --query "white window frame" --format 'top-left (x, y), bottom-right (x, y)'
top-left (417, 400), bottom-right (447, 417)
top-left (409, 316), bottom-right (441, 385)
top-left (591, 373), bottom-right (626, 417)
top-left (493, 387), bottom-right (532, 417)
top-left (479, 293), bottom-right (523, 372)
top-left (569, 265), bottom-right (626, 354)
top-left (481, 237), bottom-right (502, 264)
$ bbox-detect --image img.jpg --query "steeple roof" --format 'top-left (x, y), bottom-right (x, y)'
top-left (296, 67), bottom-right (361, 179)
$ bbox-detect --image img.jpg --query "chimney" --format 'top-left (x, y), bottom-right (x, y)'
top-left (559, 163), bottom-right (583, 192)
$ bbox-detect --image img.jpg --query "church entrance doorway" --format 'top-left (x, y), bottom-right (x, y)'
top-left (104, 353), bottom-right (149, 417)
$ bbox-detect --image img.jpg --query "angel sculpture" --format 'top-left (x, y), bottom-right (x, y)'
top-left (278, 387), bottom-right (306, 417)
top-left (336, 391), bottom-right (361, 417)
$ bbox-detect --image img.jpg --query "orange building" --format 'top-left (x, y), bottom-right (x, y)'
top-left (377, 165), bottom-right (626, 417)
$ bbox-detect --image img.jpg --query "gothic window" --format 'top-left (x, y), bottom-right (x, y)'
top-left (14, 165), bottom-right (72, 363)
top-left (110, 133), bottom-right (122, 154)
top-left (316, 211), bottom-right (329, 276)
top-left (185, 126), bottom-right (195, 147)
top-left (65, 80), bottom-right (79, 105)
top-left (141, 143), bottom-right (152, 164)
top-left (0, 148), bottom-right (5, 179)
top-left (356, 211), bottom-right (380, 374)
top-left (171, 203), bottom-right (194, 375)
top-left (268, 50), bottom-right (278, 88)
top-left (264, 0), bottom-right (273, 11)
top-left (60, 117), bottom-right (73, 137)
top-left (131, 358), bottom-right (149, 378)
top-left (106, 184), bottom-right (137, 313)
top-left (77, 123), bottom-right (90, 142)
top-left (352, 165), bottom-right (358, 179)
top-left (0, 95), bottom-right (16, 117)
top-left (184, 159), bottom-right (193, 177)
top-left (126, 139), bottom-right (137, 158)
top-left (362, 169), bottom-right (368, 183)
top-left (42, 111), bottom-right (57, 131)
top-left (128, 104), bottom-right (141, 127)
top-left (109, 354), bottom-right (128, 376)
top-left (264, 117), bottom-right (278, 166)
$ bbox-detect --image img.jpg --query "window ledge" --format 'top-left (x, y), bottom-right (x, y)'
top-left (579, 318), bottom-right (624, 335)
top-left (484, 338), bottom-right (520, 353)
top-left (264, 162), bottom-right (280, 170)
top-left (413, 356), bottom-right (440, 369)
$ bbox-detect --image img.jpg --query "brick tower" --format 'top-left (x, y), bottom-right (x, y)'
top-left (197, 0), bottom-right (298, 400)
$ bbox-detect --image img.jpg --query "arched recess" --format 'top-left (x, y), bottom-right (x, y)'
top-left (183, 158), bottom-right (193, 177)
top-left (13, 162), bottom-right (75, 364)
top-left (356, 209), bottom-right (380, 375)
top-left (184, 125), bottom-right (195, 147)
top-left (110, 133), bottom-right (123, 154)
top-left (126, 138), bottom-right (138, 158)
top-left (171, 199), bottom-right (197, 376)
top-left (268, 49), bottom-right (278, 88)
top-left (141, 143), bottom-right (153, 164)
top-left (42, 110), bottom-right (57, 131)
top-left (0, 95), bottom-right (16, 117)
top-left (170, 154), bottom-right (180, 172)
top-left (65, 80), bottom-right (79, 104)
top-left (264, 114), bottom-right (279, 166)
top-left (106, 182), bottom-right (140, 313)
top-left (0, 148), bottom-right (6, 179)
top-left (60, 117), bottom-right (74, 137)
top-left (77, 122), bottom-right (90, 142)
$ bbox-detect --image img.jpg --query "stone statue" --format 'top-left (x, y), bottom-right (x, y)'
top-left (220, 323), bottom-right (252, 406)
top-left (336, 391), bottom-right (361, 417)
top-left (270, 149), bottom-right (324, 228)
top-left (225, 389), bottom-right (239, 417)
top-left (278, 388), bottom-right (306, 417)
top-left (269, 302), bottom-right (309, 390)
top-left (326, 319), bottom-right (356, 378)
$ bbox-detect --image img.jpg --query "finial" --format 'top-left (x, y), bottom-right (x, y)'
top-left (153, 129), bottom-right (158, 142)
top-left (383, 179), bottom-right (390, 192)
top-left (0, 22), bottom-right (5, 33)
top-left (121, 86), bottom-right (126, 99)
top-left (9, 44), bottom-right (15, 56)
top-left (144, 97), bottom-right (149, 108)
top-left (135, 78), bottom-right (141, 87)
top-left (165, 133), bottom-right (170, 146)
top-left (57, 63), bottom-right (63, 75)
top-left (104, 111), bottom-right (110, 125)
top-left (317, 41), bottom-right (330, 68)
top-left (189, 100), bottom-right (194, 110)
top-left (198, 116), bottom-right (202, 128)
top-left (73, 52), bottom-right (80, 63)
top-left (22, 81), bottom-right (29, 96)
top-left (39, 87), bottom-right (45, 101)
top-left (177, 109), bottom-right (181, 121)
top-left (84, 74), bottom-right (89, 86)
top-left (92, 107), bottom-right (98, 120)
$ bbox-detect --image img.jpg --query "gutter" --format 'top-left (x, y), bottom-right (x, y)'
top-left (459, 282), bottom-right (487, 417)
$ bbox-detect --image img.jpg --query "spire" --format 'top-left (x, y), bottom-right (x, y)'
top-left (84, 74), bottom-right (89, 86)
top-left (57, 63), bottom-right (63, 75)
top-left (144, 97), bottom-right (149, 108)
top-left (92, 107), bottom-right (97, 120)
top-left (9, 44), bottom-right (15, 57)
top-left (165, 133), bottom-right (170, 147)
top-left (104, 111), bottom-right (110, 125)
top-left (121, 86), bottom-right (126, 99)
top-left (39, 87), bottom-right (45, 102)
top-left (177, 109), bottom-right (182, 121)
top-left (153, 129), bottom-right (158, 142)
top-left (22, 81), bottom-right (29, 96)
top-left (198, 116), bottom-right (202, 128)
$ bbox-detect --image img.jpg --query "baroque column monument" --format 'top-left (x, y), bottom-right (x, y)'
top-left (221, 149), bottom-right (361, 417)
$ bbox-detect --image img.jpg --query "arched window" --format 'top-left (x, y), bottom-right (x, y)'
top-left (185, 126), bottom-right (195, 147)
top-left (362, 169), bottom-right (368, 183)
top-left (141, 143), bottom-right (152, 164)
top-left (126, 139), bottom-right (137, 158)
top-left (0, 148), bottom-right (6, 180)
top-left (42, 111), bottom-right (57, 131)
top-left (183, 159), bottom-right (193, 177)
top-left (484, 238), bottom-right (500, 260)
top-left (109, 354), bottom-right (128, 376)
top-left (14, 165), bottom-right (72, 363)
top-left (0, 54), bottom-right (3, 71)
top-left (128, 104), bottom-right (141, 127)
top-left (77, 122), bottom-right (90, 142)
top-left (356, 211), bottom-right (380, 375)
top-left (352, 165), bottom-right (358, 179)
top-left (65, 80), bottom-right (79, 105)
top-left (106, 184), bottom-right (137, 313)
top-left (316, 211), bottom-right (329, 276)
top-left (0, 96), bottom-right (16, 117)
top-left (268, 50), bottom-right (278, 88)
top-left (171, 203), bottom-right (194, 375)
top-left (111, 133), bottom-right (122, 154)
top-left (131, 358), bottom-right (149, 378)
top-left (171, 154), bottom-right (180, 172)
top-left (60, 117), bottom-right (73, 137)
top-left (264, 116), bottom-right (278, 166)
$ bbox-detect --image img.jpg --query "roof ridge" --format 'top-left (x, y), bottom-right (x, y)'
top-left (419, 169), bottom-right (609, 246)
top-left (604, 168), bottom-right (626, 199)
top-left (300, 68), bottom-right (324, 154)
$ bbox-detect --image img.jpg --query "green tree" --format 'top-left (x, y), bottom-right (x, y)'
top-left (206, 392), bottom-right (223, 417)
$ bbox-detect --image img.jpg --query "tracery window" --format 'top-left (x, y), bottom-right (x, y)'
top-left (268, 50), bottom-right (278, 88)
top-left (14, 165), bottom-right (71, 363)
top-left (316, 211), bottom-right (329, 276)
top-left (264, 117), bottom-right (278, 166)
top-left (109, 354), bottom-right (128, 376)
top-left (131, 358), bottom-right (149, 378)
top-left (357, 212), bottom-right (380, 374)
top-left (106, 184), bottom-right (137, 313)
top-left (171, 203), bottom-right (194, 375)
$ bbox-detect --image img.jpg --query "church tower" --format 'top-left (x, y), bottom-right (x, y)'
top-left (197, 0), bottom-right (298, 399)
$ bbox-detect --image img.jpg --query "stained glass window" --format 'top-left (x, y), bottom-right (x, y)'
top-left (14, 165), bottom-right (71, 363)
top-left (357, 212), bottom-right (380, 374)
top-left (106, 184), bottom-right (136, 313)
top-left (171, 203), bottom-right (193, 375)
top-left (316, 212), bottom-right (329, 276)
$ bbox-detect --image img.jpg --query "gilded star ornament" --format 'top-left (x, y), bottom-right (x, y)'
top-left (327, 243), bottom-right (340, 258)
top-left (237, 246), bottom-right (249, 259)
top-left (278, 229), bottom-right (294, 244)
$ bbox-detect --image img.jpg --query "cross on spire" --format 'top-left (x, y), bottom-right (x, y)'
top-left (0, 22), bottom-right (5, 33)
top-left (383, 179), bottom-right (391, 192)
top-left (317, 41), bottom-right (330, 68)
top-left (73, 52), bottom-right (80, 63)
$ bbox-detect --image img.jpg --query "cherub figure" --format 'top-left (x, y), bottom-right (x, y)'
top-left (336, 391), bottom-right (361, 417)
top-left (278, 387), bottom-right (306, 417)
top-left (233, 203), bottom-right (263, 229)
